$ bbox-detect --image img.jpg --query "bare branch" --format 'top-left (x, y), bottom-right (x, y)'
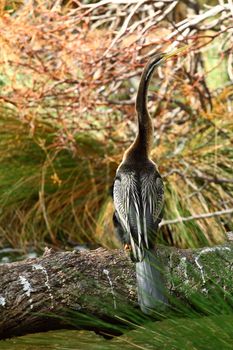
top-left (160, 208), bottom-right (233, 226)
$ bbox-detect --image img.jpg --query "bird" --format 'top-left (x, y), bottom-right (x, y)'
top-left (112, 53), bottom-right (169, 314)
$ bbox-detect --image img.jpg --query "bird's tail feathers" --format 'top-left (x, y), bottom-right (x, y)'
top-left (136, 250), bottom-right (168, 314)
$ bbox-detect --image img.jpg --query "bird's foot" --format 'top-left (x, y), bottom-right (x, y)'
top-left (124, 244), bottom-right (131, 252)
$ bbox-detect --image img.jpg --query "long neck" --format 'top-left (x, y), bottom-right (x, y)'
top-left (124, 54), bottom-right (165, 163)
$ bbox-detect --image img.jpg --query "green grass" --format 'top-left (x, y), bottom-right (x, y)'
top-left (1, 283), bottom-right (233, 349)
top-left (0, 93), bottom-right (232, 249)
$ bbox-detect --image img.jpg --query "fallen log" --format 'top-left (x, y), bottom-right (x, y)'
top-left (0, 243), bottom-right (232, 339)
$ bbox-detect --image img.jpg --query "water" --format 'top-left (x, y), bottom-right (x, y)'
top-left (0, 248), bottom-right (38, 264)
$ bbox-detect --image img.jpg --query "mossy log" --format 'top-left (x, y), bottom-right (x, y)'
top-left (0, 243), bottom-right (233, 339)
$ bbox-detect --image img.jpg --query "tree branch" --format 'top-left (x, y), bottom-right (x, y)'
top-left (0, 243), bottom-right (233, 339)
top-left (160, 207), bottom-right (233, 226)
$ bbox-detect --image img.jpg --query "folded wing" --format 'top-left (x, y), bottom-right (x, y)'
top-left (113, 169), bottom-right (164, 262)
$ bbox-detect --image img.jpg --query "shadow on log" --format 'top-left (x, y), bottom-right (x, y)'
top-left (0, 243), bottom-right (233, 339)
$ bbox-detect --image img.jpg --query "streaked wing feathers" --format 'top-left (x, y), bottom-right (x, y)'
top-left (113, 169), bottom-right (164, 261)
top-left (141, 173), bottom-right (164, 248)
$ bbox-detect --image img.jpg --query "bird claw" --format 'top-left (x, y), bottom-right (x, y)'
top-left (124, 244), bottom-right (131, 251)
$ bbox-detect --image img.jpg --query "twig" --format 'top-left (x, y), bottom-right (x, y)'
top-left (163, 169), bottom-right (233, 184)
top-left (166, 4), bottom-right (230, 41)
top-left (103, 0), bottom-right (145, 56)
top-left (193, 173), bottom-right (233, 184)
top-left (160, 208), bottom-right (233, 226)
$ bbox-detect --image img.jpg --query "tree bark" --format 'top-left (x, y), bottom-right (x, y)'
top-left (0, 243), bottom-right (233, 339)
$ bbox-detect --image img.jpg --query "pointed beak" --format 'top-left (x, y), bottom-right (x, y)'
top-left (162, 45), bottom-right (190, 61)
